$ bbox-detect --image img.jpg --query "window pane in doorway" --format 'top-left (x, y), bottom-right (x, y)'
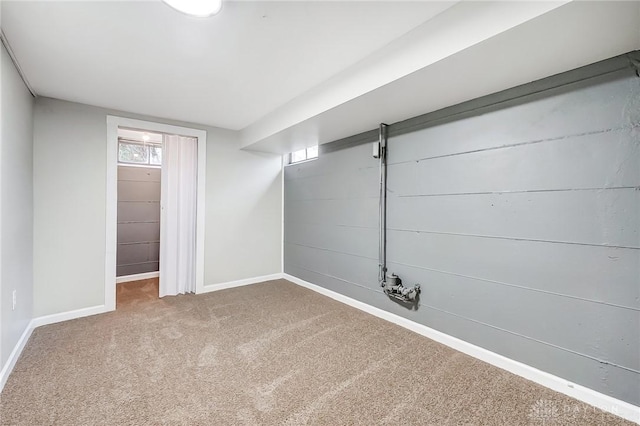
top-left (149, 145), bottom-right (162, 165)
top-left (119, 142), bottom-right (148, 164)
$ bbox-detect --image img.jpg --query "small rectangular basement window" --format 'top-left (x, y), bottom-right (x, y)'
top-left (289, 146), bottom-right (318, 164)
top-left (118, 140), bottom-right (162, 166)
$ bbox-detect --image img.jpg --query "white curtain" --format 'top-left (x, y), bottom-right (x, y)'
top-left (159, 134), bottom-right (198, 297)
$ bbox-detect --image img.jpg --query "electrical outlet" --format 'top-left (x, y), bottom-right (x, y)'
top-left (12, 290), bottom-right (16, 310)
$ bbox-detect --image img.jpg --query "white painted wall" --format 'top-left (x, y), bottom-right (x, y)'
top-left (203, 135), bottom-right (282, 286)
top-left (33, 97), bottom-right (282, 317)
top-left (1, 44), bottom-right (34, 366)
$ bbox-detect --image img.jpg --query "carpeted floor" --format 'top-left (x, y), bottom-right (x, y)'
top-left (0, 279), bottom-right (632, 425)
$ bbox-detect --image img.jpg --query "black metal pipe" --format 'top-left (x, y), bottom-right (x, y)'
top-left (378, 123), bottom-right (388, 285)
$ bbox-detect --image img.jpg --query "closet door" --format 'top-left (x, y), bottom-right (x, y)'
top-left (159, 135), bottom-right (197, 297)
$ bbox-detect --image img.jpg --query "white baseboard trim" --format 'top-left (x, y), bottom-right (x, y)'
top-left (2, 273), bottom-right (637, 423)
top-left (0, 322), bottom-right (34, 392)
top-left (116, 271), bottom-right (159, 284)
top-left (0, 273), bottom-right (281, 392)
top-left (199, 273), bottom-right (284, 294)
top-left (0, 304), bottom-right (111, 393)
top-left (283, 273), bottom-right (640, 424)
top-left (30, 305), bottom-right (109, 328)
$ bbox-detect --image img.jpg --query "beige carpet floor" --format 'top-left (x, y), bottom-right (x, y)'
top-left (0, 279), bottom-right (632, 425)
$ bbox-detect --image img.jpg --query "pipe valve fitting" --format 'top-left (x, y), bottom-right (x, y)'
top-left (381, 273), bottom-right (420, 303)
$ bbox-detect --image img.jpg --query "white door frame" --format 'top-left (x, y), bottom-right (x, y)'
top-left (105, 116), bottom-right (207, 311)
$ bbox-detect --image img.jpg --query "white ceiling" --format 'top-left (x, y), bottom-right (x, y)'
top-left (0, 0), bottom-right (455, 130)
top-left (242, 0), bottom-right (640, 152)
top-left (3, 1), bottom-right (638, 154)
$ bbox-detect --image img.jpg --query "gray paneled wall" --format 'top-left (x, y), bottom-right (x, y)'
top-left (284, 60), bottom-right (640, 404)
top-left (117, 166), bottom-right (161, 277)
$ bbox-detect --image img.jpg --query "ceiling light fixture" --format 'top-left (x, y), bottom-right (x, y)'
top-left (162, 0), bottom-right (223, 18)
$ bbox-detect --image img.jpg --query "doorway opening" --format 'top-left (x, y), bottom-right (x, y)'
top-left (115, 128), bottom-right (163, 306)
top-left (105, 116), bottom-right (207, 312)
